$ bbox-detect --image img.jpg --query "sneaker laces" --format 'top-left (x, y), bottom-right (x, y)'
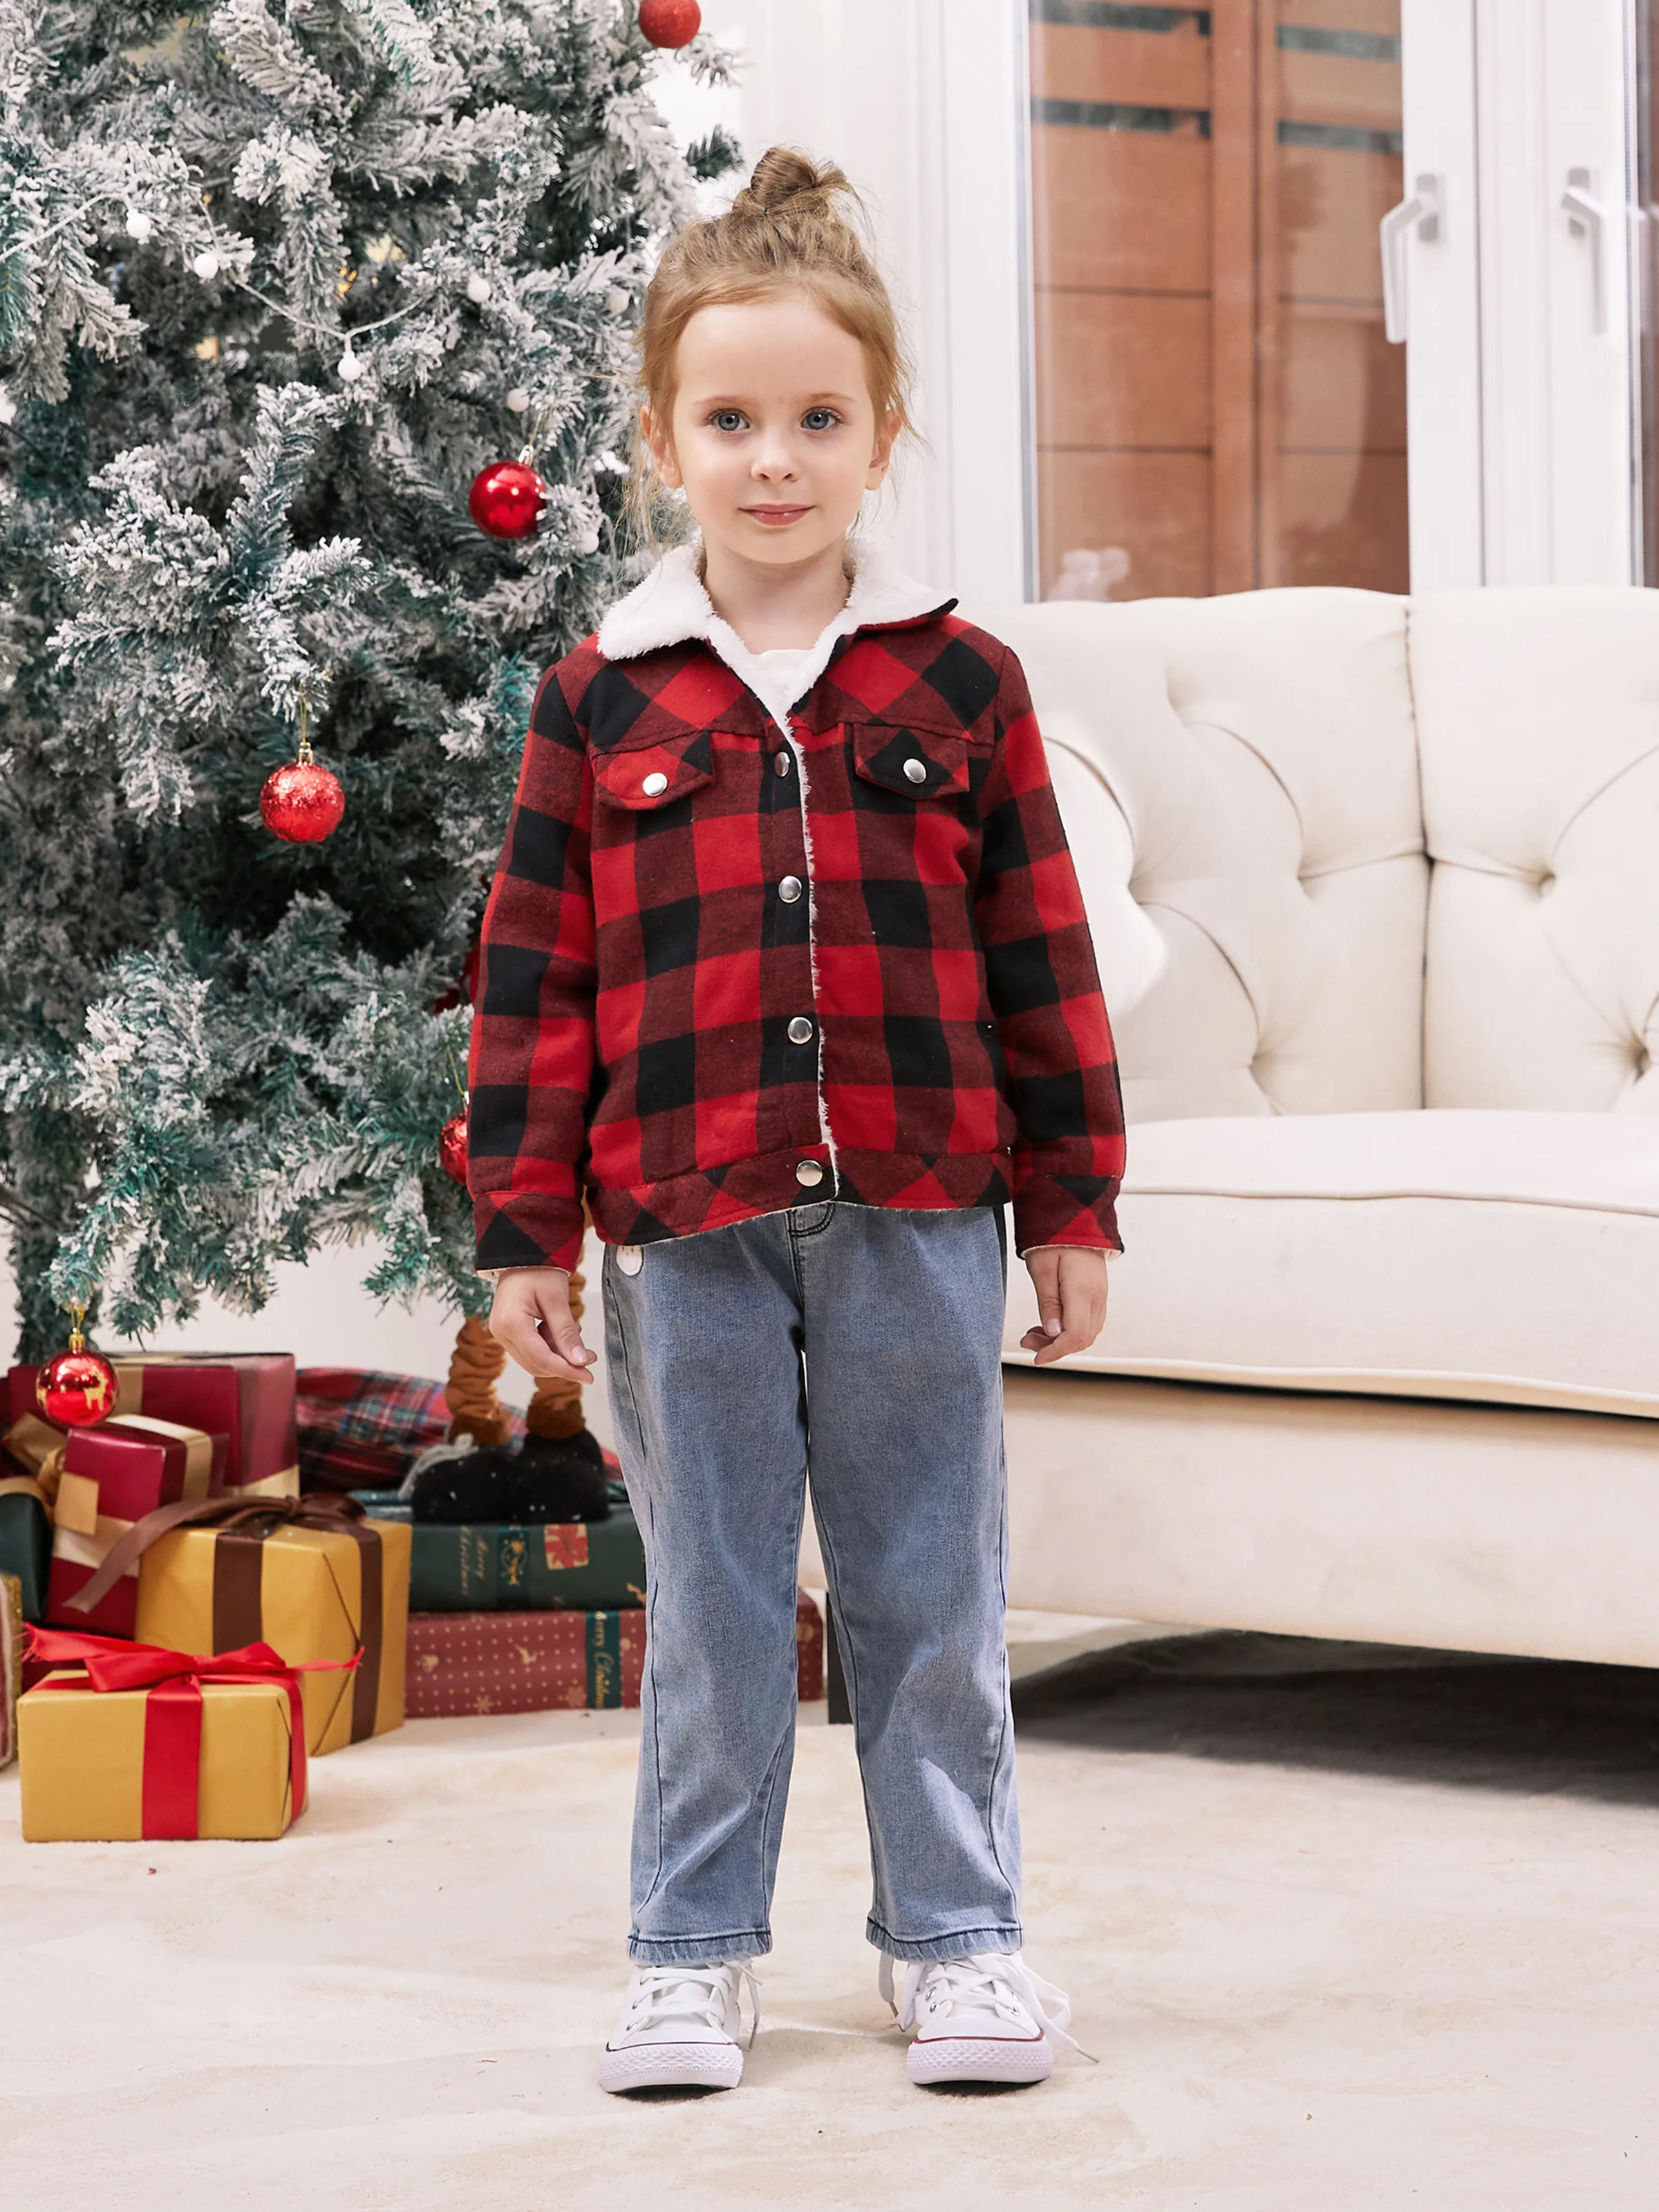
top-left (879, 1951), bottom-right (1096, 2063)
top-left (629, 1960), bottom-right (762, 2049)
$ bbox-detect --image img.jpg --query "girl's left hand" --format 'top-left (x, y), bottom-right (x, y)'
top-left (1020, 1246), bottom-right (1109, 1365)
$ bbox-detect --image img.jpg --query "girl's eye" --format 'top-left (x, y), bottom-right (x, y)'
top-left (710, 409), bottom-right (748, 433)
top-left (802, 408), bottom-right (841, 431)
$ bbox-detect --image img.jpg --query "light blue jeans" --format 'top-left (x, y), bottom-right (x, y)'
top-left (603, 1201), bottom-right (1022, 1966)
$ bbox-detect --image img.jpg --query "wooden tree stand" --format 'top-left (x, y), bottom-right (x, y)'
top-left (443, 1271), bottom-right (590, 1447)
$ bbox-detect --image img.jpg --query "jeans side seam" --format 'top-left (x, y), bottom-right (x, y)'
top-left (608, 1259), bottom-right (668, 1922)
top-left (983, 1435), bottom-right (1017, 1902)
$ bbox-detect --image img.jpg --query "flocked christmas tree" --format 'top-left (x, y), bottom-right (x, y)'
top-left (0, 0), bottom-right (738, 1400)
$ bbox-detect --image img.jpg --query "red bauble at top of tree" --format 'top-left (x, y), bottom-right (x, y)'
top-left (639, 0), bottom-right (700, 48)
top-left (35, 1304), bottom-right (118, 1428)
top-left (260, 706), bottom-right (345, 844)
top-left (469, 458), bottom-right (548, 541)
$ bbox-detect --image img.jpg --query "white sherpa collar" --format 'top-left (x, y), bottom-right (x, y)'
top-left (597, 538), bottom-right (952, 731)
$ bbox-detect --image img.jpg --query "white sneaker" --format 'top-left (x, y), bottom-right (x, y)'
top-left (597, 1960), bottom-right (758, 2092)
top-left (880, 1951), bottom-right (1089, 2086)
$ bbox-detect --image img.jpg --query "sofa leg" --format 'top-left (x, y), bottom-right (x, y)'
top-left (825, 1601), bottom-right (852, 1725)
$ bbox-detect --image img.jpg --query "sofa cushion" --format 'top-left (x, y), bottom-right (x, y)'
top-left (966, 592), bottom-right (1427, 1124)
top-left (1411, 588), bottom-right (1659, 1115)
top-left (1004, 1109), bottom-right (1659, 1418)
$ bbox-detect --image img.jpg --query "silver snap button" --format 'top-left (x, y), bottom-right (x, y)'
top-left (787, 1015), bottom-right (814, 1044)
top-left (774, 751), bottom-right (792, 776)
top-left (903, 757), bottom-right (928, 785)
top-left (617, 1244), bottom-right (644, 1275)
top-left (795, 1159), bottom-right (825, 1188)
top-left (641, 771), bottom-right (668, 796)
top-left (778, 875), bottom-right (803, 903)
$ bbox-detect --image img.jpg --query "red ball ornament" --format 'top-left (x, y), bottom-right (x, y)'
top-left (438, 1110), bottom-right (469, 1185)
top-left (261, 710), bottom-right (344, 843)
top-left (469, 459), bottom-right (548, 541)
top-left (36, 1309), bottom-right (117, 1429)
top-left (639, 0), bottom-right (701, 48)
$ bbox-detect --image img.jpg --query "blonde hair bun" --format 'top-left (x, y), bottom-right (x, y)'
top-left (731, 148), bottom-right (854, 222)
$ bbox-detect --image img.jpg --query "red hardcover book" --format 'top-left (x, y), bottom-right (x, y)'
top-left (406, 1591), bottom-right (825, 1718)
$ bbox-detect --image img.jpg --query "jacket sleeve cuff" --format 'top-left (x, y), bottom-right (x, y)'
top-left (473, 1197), bottom-right (588, 1277)
top-left (1010, 1177), bottom-right (1123, 1259)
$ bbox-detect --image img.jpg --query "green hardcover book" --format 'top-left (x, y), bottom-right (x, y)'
top-left (0, 1490), bottom-right (50, 1622)
top-left (357, 1488), bottom-right (647, 1613)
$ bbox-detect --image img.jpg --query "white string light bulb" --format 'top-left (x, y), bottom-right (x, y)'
top-left (505, 388), bottom-right (529, 413)
top-left (605, 287), bottom-right (628, 315)
top-left (125, 207), bottom-right (154, 243)
top-left (0, 386), bottom-right (16, 426)
top-left (467, 272), bottom-right (491, 304)
top-left (191, 248), bottom-right (221, 280)
top-left (338, 338), bottom-right (364, 382)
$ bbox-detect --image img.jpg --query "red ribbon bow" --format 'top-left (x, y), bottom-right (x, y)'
top-left (24, 1624), bottom-right (357, 1840)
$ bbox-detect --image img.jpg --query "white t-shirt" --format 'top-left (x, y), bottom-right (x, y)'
top-left (750, 645), bottom-right (821, 722)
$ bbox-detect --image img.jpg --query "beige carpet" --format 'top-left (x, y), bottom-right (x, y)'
top-left (7, 1633), bottom-right (1659, 2211)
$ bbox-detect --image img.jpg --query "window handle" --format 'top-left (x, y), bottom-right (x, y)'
top-left (1562, 167), bottom-right (1609, 333)
top-left (1380, 173), bottom-right (1443, 344)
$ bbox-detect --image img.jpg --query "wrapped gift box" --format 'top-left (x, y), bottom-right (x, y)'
top-left (18, 1647), bottom-right (306, 1841)
top-left (0, 1483), bottom-right (50, 1623)
top-left (10, 1352), bottom-right (297, 1495)
top-left (134, 1511), bottom-right (411, 1756)
top-left (795, 1589), bottom-right (825, 1703)
top-left (404, 1591), bottom-right (824, 1718)
top-left (46, 1417), bottom-right (227, 1638)
top-left (1, 1572), bottom-right (21, 1766)
top-left (359, 1487), bottom-right (646, 1613)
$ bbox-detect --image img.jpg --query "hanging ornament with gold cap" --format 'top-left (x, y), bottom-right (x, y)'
top-left (260, 699), bottom-right (346, 843)
top-left (469, 406), bottom-right (551, 541)
top-left (35, 1302), bottom-right (118, 1429)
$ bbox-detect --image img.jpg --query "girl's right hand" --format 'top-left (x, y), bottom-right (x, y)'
top-left (487, 1268), bottom-right (596, 1384)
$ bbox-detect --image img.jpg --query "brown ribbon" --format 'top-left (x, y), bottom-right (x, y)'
top-left (64, 1491), bottom-right (385, 1745)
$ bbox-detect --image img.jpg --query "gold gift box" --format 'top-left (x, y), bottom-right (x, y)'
top-left (135, 1519), bottom-right (411, 1756)
top-left (19, 1672), bottom-right (301, 1841)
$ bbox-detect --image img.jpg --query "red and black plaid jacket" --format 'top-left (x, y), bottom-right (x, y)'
top-left (468, 592), bottom-right (1125, 1274)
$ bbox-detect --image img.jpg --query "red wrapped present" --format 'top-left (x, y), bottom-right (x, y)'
top-left (9, 1352), bottom-right (296, 1497)
top-left (795, 1589), bottom-right (825, 1703)
top-left (405, 1591), bottom-right (825, 1718)
top-left (46, 1416), bottom-right (227, 1638)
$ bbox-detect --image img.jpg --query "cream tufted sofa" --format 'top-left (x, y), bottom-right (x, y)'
top-left (975, 585), bottom-right (1659, 1669)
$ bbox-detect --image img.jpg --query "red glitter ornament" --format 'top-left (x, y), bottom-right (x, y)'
top-left (438, 1110), bottom-right (469, 1185)
top-left (36, 1306), bottom-right (117, 1429)
top-left (261, 707), bottom-right (345, 843)
top-left (469, 458), bottom-right (548, 541)
top-left (639, 0), bottom-right (701, 46)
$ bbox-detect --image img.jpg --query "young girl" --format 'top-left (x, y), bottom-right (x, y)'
top-left (471, 149), bottom-right (1124, 2094)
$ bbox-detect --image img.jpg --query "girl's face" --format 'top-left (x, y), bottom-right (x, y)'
top-left (644, 290), bottom-right (897, 570)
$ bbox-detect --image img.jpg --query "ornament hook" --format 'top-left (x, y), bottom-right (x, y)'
top-left (297, 698), bottom-right (313, 767)
top-left (67, 1300), bottom-right (86, 1354)
top-left (518, 406), bottom-right (550, 469)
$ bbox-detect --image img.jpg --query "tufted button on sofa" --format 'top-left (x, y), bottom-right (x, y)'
top-left (971, 586), bottom-right (1659, 1669)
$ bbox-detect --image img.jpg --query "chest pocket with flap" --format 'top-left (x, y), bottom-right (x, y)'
top-left (852, 723), bottom-right (975, 802)
top-left (592, 727), bottom-right (715, 812)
